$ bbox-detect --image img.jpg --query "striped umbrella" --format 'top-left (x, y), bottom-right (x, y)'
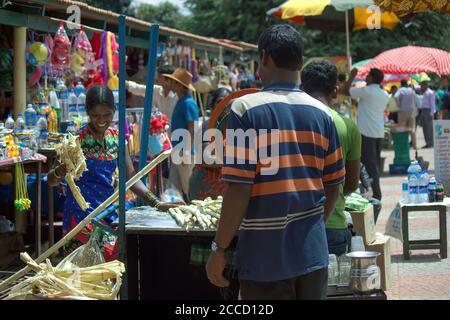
top-left (374, 0), bottom-right (450, 17)
top-left (357, 46), bottom-right (450, 77)
top-left (353, 58), bottom-right (422, 83)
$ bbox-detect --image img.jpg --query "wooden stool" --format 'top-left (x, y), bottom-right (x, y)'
top-left (401, 201), bottom-right (448, 260)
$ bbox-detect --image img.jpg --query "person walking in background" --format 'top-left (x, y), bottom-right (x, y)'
top-left (387, 85), bottom-right (399, 124)
top-left (343, 68), bottom-right (389, 201)
top-left (166, 68), bottom-right (200, 201)
top-left (443, 85), bottom-right (450, 120)
top-left (301, 60), bottom-right (361, 256)
top-left (206, 25), bottom-right (344, 300)
top-left (418, 81), bottom-right (436, 148)
top-left (395, 80), bottom-right (418, 149)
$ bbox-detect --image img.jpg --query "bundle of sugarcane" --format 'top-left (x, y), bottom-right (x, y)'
top-left (168, 196), bottom-right (222, 231)
top-left (57, 133), bottom-right (89, 211)
top-left (5, 253), bottom-right (125, 300)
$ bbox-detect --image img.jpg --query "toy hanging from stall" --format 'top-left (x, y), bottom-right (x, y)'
top-left (15, 163), bottom-right (31, 211)
top-left (71, 27), bottom-right (96, 80)
top-left (51, 21), bottom-right (72, 70)
top-left (148, 113), bottom-right (171, 156)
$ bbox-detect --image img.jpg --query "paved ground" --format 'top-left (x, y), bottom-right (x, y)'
top-left (377, 129), bottom-right (450, 300)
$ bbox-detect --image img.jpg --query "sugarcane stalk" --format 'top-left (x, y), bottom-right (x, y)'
top-left (0, 149), bottom-right (172, 293)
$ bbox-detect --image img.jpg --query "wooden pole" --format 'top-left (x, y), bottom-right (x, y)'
top-left (0, 150), bottom-right (171, 293)
top-left (13, 27), bottom-right (27, 117)
top-left (345, 10), bottom-right (352, 73)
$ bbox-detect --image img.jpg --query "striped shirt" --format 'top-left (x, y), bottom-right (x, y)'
top-left (222, 82), bottom-right (345, 281)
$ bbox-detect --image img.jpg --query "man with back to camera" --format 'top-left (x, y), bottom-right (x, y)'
top-left (205, 24), bottom-right (345, 300)
top-left (395, 79), bottom-right (418, 149)
top-left (418, 81), bottom-right (436, 148)
top-left (301, 60), bottom-right (361, 256)
top-left (343, 67), bottom-right (389, 201)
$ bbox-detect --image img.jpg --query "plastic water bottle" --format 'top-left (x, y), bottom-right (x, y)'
top-left (14, 113), bottom-right (25, 132)
top-left (5, 114), bottom-right (15, 130)
top-left (418, 170), bottom-right (429, 204)
top-left (113, 90), bottom-right (119, 122)
top-left (77, 91), bottom-right (87, 124)
top-left (402, 178), bottom-right (409, 203)
top-left (56, 79), bottom-right (69, 121)
top-left (49, 90), bottom-right (61, 125)
top-left (36, 113), bottom-right (48, 148)
top-left (68, 90), bottom-right (79, 119)
top-left (24, 104), bottom-right (37, 129)
top-left (428, 177), bottom-right (437, 203)
top-left (407, 161), bottom-right (421, 204)
top-left (74, 81), bottom-right (85, 97)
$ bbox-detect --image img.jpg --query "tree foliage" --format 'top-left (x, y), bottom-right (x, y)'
top-left (129, 1), bottom-right (188, 29)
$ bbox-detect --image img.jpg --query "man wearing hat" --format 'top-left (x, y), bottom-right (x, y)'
top-left (165, 68), bottom-right (200, 200)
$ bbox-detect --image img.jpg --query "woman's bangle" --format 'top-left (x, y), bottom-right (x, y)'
top-left (144, 191), bottom-right (161, 208)
top-left (53, 169), bottom-right (62, 180)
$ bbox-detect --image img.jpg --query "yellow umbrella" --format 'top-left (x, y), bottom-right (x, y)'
top-left (267, 1), bottom-right (400, 71)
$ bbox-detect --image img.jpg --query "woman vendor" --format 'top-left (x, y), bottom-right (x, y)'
top-left (188, 87), bottom-right (231, 201)
top-left (48, 84), bottom-right (178, 260)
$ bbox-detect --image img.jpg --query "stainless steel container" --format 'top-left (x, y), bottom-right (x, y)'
top-left (346, 251), bottom-right (381, 295)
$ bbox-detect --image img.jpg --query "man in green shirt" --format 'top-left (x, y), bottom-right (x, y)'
top-left (301, 60), bottom-right (362, 256)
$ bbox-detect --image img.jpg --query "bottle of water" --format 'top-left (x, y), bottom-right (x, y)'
top-left (113, 90), bottom-right (119, 122)
top-left (407, 161), bottom-right (421, 204)
top-left (77, 91), bottom-right (87, 125)
top-left (68, 90), bottom-right (79, 119)
top-left (418, 170), bottom-right (429, 204)
top-left (14, 113), bottom-right (25, 132)
top-left (428, 177), bottom-right (437, 203)
top-left (402, 178), bottom-right (409, 203)
top-left (24, 104), bottom-right (37, 130)
top-left (5, 114), bottom-right (15, 130)
top-left (49, 90), bottom-right (61, 126)
top-left (36, 113), bottom-right (48, 148)
top-left (74, 81), bottom-right (85, 97)
top-left (56, 79), bottom-right (69, 121)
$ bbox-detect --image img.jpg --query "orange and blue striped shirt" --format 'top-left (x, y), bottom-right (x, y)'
top-left (222, 82), bottom-right (345, 281)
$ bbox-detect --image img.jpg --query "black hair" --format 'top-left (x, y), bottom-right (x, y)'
top-left (258, 24), bottom-right (303, 71)
top-left (338, 74), bottom-right (347, 82)
top-left (86, 84), bottom-right (115, 112)
top-left (239, 80), bottom-right (251, 90)
top-left (401, 80), bottom-right (408, 87)
top-left (208, 87), bottom-right (231, 110)
top-left (369, 68), bottom-right (384, 84)
top-left (157, 64), bottom-right (176, 75)
top-left (301, 60), bottom-right (338, 96)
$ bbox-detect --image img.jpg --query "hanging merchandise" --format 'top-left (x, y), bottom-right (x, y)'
top-left (27, 65), bottom-right (42, 87)
top-left (27, 41), bottom-right (49, 67)
top-left (191, 47), bottom-right (199, 82)
top-left (148, 113), bottom-right (171, 156)
top-left (106, 32), bottom-right (119, 90)
top-left (71, 27), bottom-right (95, 80)
top-left (51, 21), bottom-right (72, 70)
top-left (15, 163), bottom-right (31, 212)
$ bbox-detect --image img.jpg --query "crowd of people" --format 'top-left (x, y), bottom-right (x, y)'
top-left (47, 22), bottom-right (448, 300)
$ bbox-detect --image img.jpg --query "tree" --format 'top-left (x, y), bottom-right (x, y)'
top-left (129, 1), bottom-right (187, 29)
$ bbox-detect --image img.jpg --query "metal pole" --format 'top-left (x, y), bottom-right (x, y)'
top-left (138, 24), bottom-right (160, 180)
top-left (13, 27), bottom-right (27, 117)
top-left (345, 10), bottom-right (351, 73)
top-left (118, 14), bottom-right (128, 300)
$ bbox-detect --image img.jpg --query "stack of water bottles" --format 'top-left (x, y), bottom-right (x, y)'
top-left (403, 161), bottom-right (436, 204)
top-left (66, 81), bottom-right (87, 133)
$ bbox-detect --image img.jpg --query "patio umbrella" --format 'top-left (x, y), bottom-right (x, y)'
top-left (357, 46), bottom-right (450, 77)
top-left (267, 0), bottom-right (400, 71)
top-left (353, 58), bottom-right (423, 83)
top-left (373, 0), bottom-right (450, 17)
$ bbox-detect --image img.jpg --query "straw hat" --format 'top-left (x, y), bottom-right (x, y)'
top-left (164, 68), bottom-right (196, 92)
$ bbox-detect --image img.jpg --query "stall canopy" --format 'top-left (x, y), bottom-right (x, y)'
top-left (357, 46), bottom-right (450, 77)
top-left (0, 0), bottom-right (256, 54)
top-left (374, 0), bottom-right (450, 17)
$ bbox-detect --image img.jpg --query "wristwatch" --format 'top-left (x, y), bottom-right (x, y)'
top-left (211, 240), bottom-right (227, 254)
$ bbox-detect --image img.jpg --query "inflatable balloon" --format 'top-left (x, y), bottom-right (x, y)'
top-left (28, 42), bottom-right (48, 66)
top-left (27, 65), bottom-right (41, 87)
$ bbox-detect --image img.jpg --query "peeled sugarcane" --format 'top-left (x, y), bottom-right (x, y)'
top-left (5, 253), bottom-right (125, 300)
top-left (0, 149), bottom-right (172, 294)
top-left (57, 133), bottom-right (89, 211)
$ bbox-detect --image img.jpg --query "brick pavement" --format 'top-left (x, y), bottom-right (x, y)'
top-left (377, 129), bottom-right (450, 300)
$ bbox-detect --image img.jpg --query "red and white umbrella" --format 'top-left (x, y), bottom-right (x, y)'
top-left (358, 45), bottom-right (450, 77)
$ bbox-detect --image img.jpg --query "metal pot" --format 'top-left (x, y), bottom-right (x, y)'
top-left (346, 251), bottom-right (381, 295)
